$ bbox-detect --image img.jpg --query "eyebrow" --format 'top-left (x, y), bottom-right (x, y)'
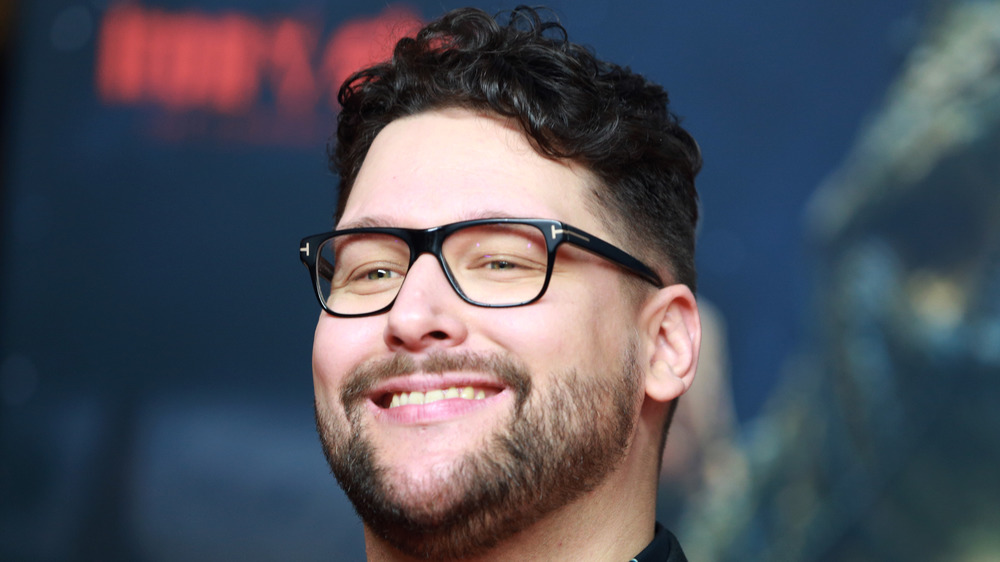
top-left (336, 210), bottom-right (524, 231)
top-left (336, 216), bottom-right (397, 230)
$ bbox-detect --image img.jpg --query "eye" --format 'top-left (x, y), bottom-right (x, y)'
top-left (486, 260), bottom-right (516, 270)
top-left (365, 268), bottom-right (400, 280)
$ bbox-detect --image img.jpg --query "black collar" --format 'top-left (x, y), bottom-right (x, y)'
top-left (631, 522), bottom-right (687, 561)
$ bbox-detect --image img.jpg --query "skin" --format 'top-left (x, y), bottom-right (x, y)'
top-left (312, 108), bottom-right (701, 561)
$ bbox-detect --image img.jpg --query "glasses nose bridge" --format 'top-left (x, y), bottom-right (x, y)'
top-left (406, 226), bottom-right (448, 265)
top-left (399, 227), bottom-right (459, 299)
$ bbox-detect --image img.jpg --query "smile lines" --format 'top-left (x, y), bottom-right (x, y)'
top-left (388, 386), bottom-right (489, 408)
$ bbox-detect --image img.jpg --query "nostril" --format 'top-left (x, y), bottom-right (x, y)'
top-left (429, 330), bottom-right (449, 340)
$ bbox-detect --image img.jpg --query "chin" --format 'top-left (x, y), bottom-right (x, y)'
top-left (316, 343), bottom-right (643, 559)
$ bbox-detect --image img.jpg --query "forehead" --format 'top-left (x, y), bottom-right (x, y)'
top-left (338, 108), bottom-right (603, 232)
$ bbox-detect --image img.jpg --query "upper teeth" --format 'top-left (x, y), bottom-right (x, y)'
top-left (389, 386), bottom-right (487, 408)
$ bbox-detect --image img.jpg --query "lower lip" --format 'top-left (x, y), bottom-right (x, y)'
top-left (368, 392), bottom-right (508, 424)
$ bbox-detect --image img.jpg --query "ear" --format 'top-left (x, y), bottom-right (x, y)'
top-left (639, 284), bottom-right (701, 403)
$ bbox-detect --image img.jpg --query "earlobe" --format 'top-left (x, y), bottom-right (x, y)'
top-left (641, 284), bottom-right (701, 403)
top-left (646, 359), bottom-right (688, 402)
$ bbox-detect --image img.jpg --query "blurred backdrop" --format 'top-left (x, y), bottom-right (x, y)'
top-left (2, 0), bottom-right (997, 560)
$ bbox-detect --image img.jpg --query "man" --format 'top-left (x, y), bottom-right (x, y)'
top-left (300, 6), bottom-right (702, 560)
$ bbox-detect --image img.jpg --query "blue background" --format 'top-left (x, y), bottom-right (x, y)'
top-left (1, 0), bottom-right (927, 559)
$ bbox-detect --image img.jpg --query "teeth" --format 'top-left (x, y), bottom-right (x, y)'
top-left (387, 386), bottom-right (490, 408)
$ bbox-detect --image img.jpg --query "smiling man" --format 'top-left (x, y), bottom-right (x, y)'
top-left (300, 6), bottom-right (702, 561)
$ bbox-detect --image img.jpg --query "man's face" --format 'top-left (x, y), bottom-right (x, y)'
top-left (312, 108), bottom-right (647, 558)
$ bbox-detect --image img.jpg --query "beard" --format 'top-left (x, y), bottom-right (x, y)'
top-left (315, 344), bottom-right (642, 560)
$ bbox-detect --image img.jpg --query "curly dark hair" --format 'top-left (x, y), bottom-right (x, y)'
top-left (332, 5), bottom-right (702, 291)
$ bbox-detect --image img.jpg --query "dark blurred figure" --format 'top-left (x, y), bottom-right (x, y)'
top-left (676, 1), bottom-right (1000, 560)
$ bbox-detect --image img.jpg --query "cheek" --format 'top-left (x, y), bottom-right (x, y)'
top-left (312, 315), bottom-right (383, 403)
top-left (485, 285), bottom-right (629, 375)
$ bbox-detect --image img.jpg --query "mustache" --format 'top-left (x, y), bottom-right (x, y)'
top-left (340, 351), bottom-right (533, 410)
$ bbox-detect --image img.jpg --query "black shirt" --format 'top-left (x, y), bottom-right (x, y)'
top-left (631, 523), bottom-right (687, 561)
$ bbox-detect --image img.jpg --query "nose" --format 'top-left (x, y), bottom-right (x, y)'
top-left (383, 254), bottom-right (469, 352)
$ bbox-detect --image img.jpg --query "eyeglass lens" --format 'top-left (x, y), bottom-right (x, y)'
top-left (316, 223), bottom-right (549, 315)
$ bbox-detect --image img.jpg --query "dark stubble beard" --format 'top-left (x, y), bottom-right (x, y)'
top-left (315, 344), bottom-right (642, 560)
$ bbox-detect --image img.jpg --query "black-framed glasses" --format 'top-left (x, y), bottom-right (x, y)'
top-left (299, 218), bottom-right (663, 317)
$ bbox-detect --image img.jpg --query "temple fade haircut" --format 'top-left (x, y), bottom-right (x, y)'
top-left (331, 5), bottom-right (702, 292)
